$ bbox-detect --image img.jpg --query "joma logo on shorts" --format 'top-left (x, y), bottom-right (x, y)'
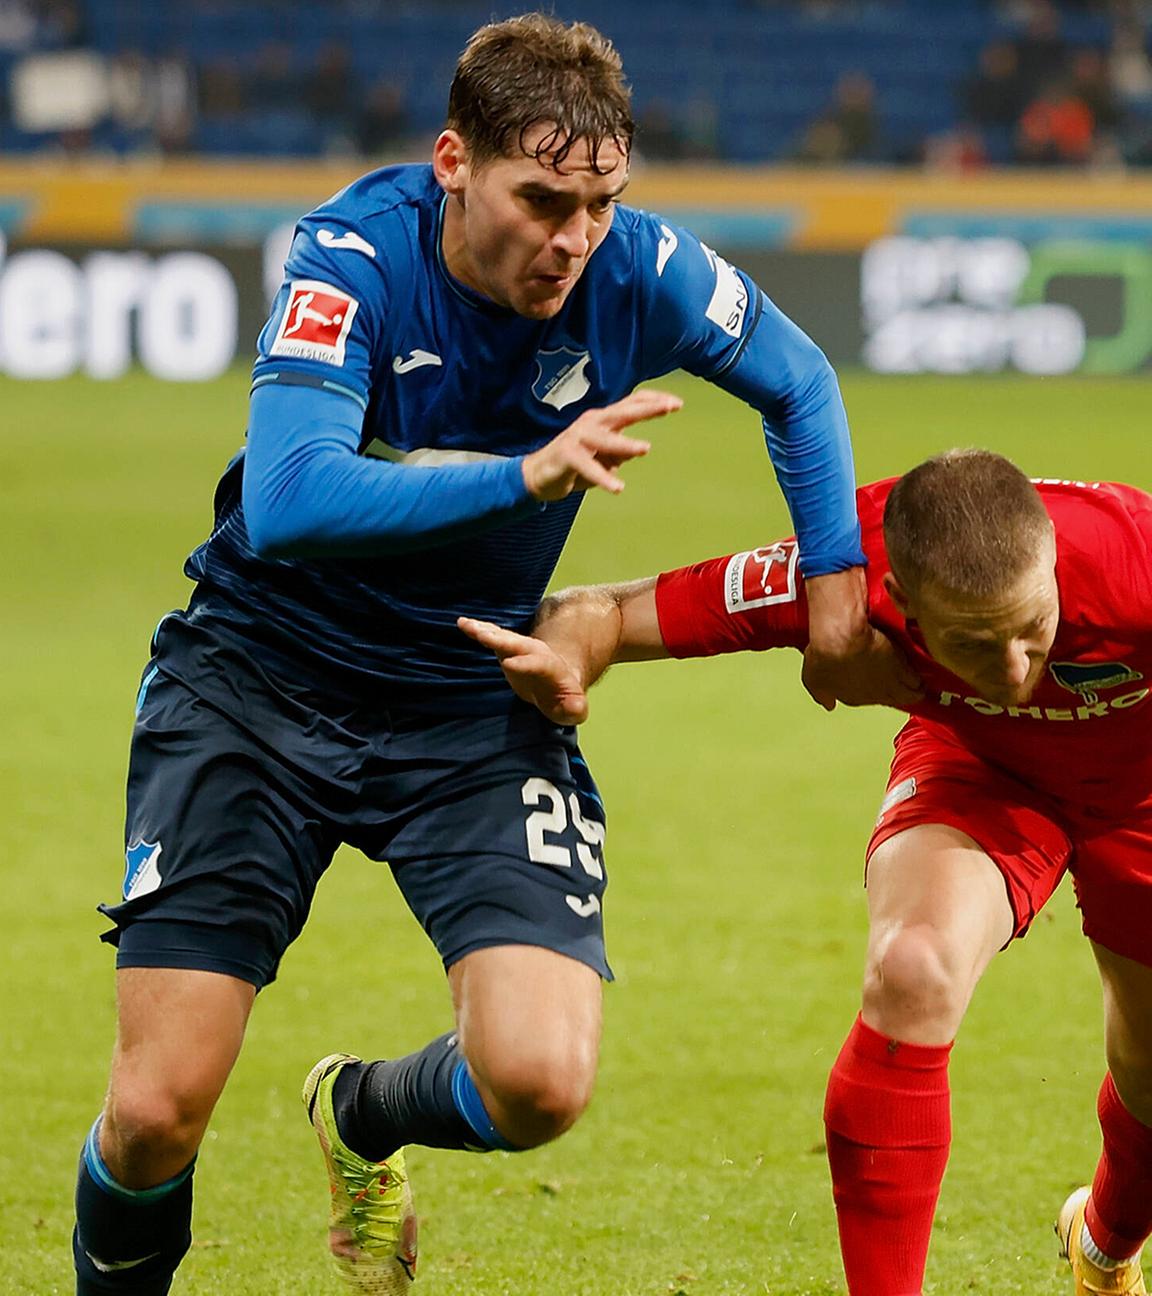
top-left (936, 688), bottom-right (1150, 720)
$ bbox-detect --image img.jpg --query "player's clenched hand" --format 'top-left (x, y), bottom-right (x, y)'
top-left (458, 616), bottom-right (591, 724)
top-left (802, 625), bottom-right (923, 710)
top-left (521, 388), bottom-right (682, 502)
top-left (800, 566), bottom-right (921, 711)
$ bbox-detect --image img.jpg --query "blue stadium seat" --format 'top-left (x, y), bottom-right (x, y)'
top-left (30, 0), bottom-right (1131, 161)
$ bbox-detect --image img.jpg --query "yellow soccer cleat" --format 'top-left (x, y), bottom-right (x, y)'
top-left (303, 1053), bottom-right (418, 1294)
top-left (1058, 1186), bottom-right (1147, 1295)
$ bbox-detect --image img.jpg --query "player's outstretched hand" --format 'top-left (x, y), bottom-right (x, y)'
top-left (521, 388), bottom-right (682, 502)
top-left (802, 625), bottom-right (923, 711)
top-left (458, 616), bottom-right (590, 725)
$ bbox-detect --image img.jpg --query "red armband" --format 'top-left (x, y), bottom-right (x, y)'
top-left (655, 541), bottom-right (810, 658)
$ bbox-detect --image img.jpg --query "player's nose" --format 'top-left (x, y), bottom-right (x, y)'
top-left (1000, 641), bottom-right (1032, 686)
top-left (552, 212), bottom-right (591, 262)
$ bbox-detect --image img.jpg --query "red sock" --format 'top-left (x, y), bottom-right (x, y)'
top-left (1086, 1073), bottom-right (1152, 1260)
top-left (823, 1015), bottom-right (953, 1296)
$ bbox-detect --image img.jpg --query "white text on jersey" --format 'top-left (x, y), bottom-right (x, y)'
top-left (936, 688), bottom-right (1149, 719)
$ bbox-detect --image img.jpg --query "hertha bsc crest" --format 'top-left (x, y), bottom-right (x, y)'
top-left (532, 347), bottom-right (592, 411)
top-left (1049, 660), bottom-right (1143, 705)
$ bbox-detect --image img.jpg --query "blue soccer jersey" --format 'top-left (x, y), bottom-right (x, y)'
top-left (184, 164), bottom-right (864, 710)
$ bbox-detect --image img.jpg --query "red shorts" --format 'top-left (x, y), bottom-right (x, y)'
top-left (868, 721), bottom-right (1152, 966)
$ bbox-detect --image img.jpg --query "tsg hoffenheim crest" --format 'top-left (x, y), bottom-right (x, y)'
top-left (532, 347), bottom-right (592, 411)
top-left (124, 839), bottom-right (163, 901)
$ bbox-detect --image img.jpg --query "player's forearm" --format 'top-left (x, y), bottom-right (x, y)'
top-left (717, 306), bottom-right (865, 577)
top-left (244, 385), bottom-right (540, 558)
top-left (759, 360), bottom-right (864, 579)
top-left (534, 577), bottom-right (666, 686)
top-left (805, 566), bottom-right (871, 656)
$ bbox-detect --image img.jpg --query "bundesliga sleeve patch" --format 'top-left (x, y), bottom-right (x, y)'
top-left (724, 541), bottom-right (799, 613)
top-left (269, 280), bottom-right (359, 365)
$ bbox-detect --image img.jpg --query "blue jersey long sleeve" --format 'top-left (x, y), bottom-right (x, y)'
top-left (185, 164), bottom-right (864, 709)
top-left (633, 218), bottom-right (863, 577)
top-left (243, 384), bottom-right (539, 558)
top-left (718, 297), bottom-right (863, 577)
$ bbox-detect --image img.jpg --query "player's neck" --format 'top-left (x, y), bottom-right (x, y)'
top-left (438, 197), bottom-right (488, 303)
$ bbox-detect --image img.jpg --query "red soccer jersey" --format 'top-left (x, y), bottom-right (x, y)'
top-left (656, 478), bottom-right (1152, 817)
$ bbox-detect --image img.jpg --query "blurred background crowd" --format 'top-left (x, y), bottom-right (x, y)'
top-left (1, 0), bottom-right (1150, 169)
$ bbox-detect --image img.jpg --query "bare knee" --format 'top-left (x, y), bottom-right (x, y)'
top-left (863, 924), bottom-right (974, 1044)
top-left (450, 946), bottom-right (603, 1149)
top-left (102, 1080), bottom-right (215, 1186)
top-left (472, 1040), bottom-right (598, 1148)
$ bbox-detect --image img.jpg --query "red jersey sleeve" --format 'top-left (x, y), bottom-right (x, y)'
top-left (655, 540), bottom-right (810, 658)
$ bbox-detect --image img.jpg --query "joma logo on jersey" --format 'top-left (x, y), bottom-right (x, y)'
top-left (724, 541), bottom-right (799, 613)
top-left (269, 280), bottom-right (359, 365)
top-left (532, 346), bottom-right (592, 411)
top-left (1048, 660), bottom-right (1143, 705)
top-left (937, 687), bottom-right (1149, 720)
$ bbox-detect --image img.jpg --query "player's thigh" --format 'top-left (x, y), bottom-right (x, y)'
top-left (867, 823), bottom-right (1015, 957)
top-left (864, 824), bottom-right (1017, 1036)
top-left (448, 944), bottom-right (602, 1099)
top-left (869, 724), bottom-right (1071, 951)
top-left (863, 726), bottom-right (1071, 1031)
top-left (106, 669), bottom-right (340, 989)
top-left (1071, 818), bottom-right (1152, 970)
top-left (376, 709), bottom-right (612, 982)
top-left (104, 966), bottom-right (255, 1184)
top-left (109, 966), bottom-right (254, 1112)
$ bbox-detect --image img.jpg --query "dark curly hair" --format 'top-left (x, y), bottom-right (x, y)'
top-left (447, 12), bottom-right (634, 172)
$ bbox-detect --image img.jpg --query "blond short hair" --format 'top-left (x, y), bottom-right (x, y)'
top-left (883, 449), bottom-right (1053, 598)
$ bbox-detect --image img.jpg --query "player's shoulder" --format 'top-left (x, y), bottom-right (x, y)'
top-left (857, 477), bottom-right (898, 517)
top-left (854, 478), bottom-right (897, 572)
top-left (1038, 476), bottom-right (1152, 539)
top-left (284, 164), bottom-right (438, 297)
top-left (305, 163), bottom-right (439, 230)
top-left (1042, 478), bottom-right (1152, 613)
top-left (607, 201), bottom-right (658, 238)
top-left (596, 203), bottom-right (678, 272)
top-left (297, 165), bottom-right (437, 264)
top-left (594, 202), bottom-right (731, 312)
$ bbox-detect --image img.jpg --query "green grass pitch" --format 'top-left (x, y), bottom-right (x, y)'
top-left (3, 369), bottom-right (1150, 1294)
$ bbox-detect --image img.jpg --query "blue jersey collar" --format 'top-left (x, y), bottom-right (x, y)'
top-left (434, 193), bottom-right (520, 317)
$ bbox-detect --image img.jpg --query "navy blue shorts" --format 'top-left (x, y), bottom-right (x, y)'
top-left (101, 617), bottom-right (610, 989)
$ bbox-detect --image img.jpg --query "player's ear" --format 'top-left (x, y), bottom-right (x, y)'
top-left (433, 130), bottom-right (471, 197)
top-left (884, 571), bottom-right (913, 617)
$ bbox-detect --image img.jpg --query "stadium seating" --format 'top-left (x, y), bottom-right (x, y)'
top-left (5, 0), bottom-right (1120, 162)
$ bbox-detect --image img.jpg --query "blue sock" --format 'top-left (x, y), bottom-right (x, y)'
top-left (334, 1032), bottom-right (516, 1160)
top-left (73, 1119), bottom-right (194, 1295)
top-left (450, 1058), bottom-right (516, 1152)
